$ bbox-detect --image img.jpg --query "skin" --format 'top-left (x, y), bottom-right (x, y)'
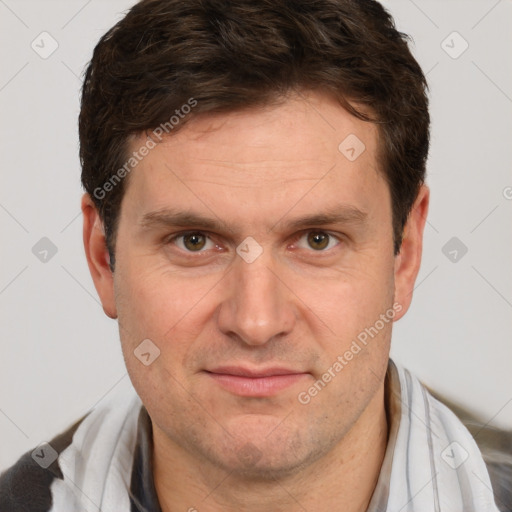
top-left (82, 90), bottom-right (429, 511)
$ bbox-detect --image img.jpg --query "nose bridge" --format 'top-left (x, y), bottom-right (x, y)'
top-left (218, 248), bottom-right (295, 346)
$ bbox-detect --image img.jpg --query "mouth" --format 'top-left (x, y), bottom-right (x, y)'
top-left (204, 366), bottom-right (311, 397)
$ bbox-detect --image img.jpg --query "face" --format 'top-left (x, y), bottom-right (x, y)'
top-left (83, 90), bottom-right (427, 478)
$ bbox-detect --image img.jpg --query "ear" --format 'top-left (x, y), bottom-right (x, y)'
top-left (392, 184), bottom-right (430, 321)
top-left (81, 193), bottom-right (118, 319)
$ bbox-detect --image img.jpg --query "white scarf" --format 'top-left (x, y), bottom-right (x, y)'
top-left (367, 361), bottom-right (500, 511)
top-left (46, 361), bottom-right (500, 511)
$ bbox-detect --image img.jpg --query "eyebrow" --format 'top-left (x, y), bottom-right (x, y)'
top-left (139, 205), bottom-right (368, 233)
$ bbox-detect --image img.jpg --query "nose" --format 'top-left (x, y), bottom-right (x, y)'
top-left (216, 250), bottom-right (297, 346)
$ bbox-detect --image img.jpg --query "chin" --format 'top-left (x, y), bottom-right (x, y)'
top-left (209, 423), bottom-right (327, 481)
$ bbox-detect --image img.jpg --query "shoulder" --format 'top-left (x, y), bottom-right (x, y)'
top-left (0, 380), bottom-right (144, 511)
top-left (0, 415), bottom-right (86, 512)
top-left (427, 385), bottom-right (512, 512)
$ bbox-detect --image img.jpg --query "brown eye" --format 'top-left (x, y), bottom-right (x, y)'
top-left (166, 231), bottom-right (219, 257)
top-left (182, 233), bottom-right (207, 251)
top-left (307, 231), bottom-right (330, 250)
top-left (293, 230), bottom-right (340, 253)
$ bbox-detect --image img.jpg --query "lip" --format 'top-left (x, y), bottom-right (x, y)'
top-left (205, 366), bottom-right (310, 397)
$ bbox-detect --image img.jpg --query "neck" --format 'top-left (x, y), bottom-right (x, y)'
top-left (153, 382), bottom-right (388, 512)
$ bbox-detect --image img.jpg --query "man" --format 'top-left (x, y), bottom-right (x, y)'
top-left (0, 0), bottom-right (505, 510)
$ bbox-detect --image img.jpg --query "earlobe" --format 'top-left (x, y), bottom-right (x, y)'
top-left (81, 193), bottom-right (118, 319)
top-left (393, 185), bottom-right (430, 321)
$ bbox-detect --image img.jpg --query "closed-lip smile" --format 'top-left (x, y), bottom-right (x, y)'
top-left (205, 366), bottom-right (310, 397)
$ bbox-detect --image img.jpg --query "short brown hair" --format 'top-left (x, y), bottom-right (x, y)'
top-left (79, 0), bottom-right (429, 271)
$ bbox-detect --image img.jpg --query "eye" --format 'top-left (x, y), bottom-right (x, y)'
top-left (294, 231), bottom-right (341, 252)
top-left (169, 231), bottom-right (217, 252)
top-left (166, 230), bottom-right (341, 255)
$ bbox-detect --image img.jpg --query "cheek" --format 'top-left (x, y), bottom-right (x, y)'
top-left (115, 258), bottom-right (208, 336)
top-left (306, 259), bottom-right (395, 328)
top-left (114, 263), bottom-right (222, 389)
top-left (115, 270), bottom-right (200, 418)
top-left (300, 259), bottom-right (395, 383)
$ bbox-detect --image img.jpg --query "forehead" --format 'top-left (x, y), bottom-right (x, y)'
top-left (121, 92), bottom-right (387, 226)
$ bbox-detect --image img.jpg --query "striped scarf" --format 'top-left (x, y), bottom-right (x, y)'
top-left (0, 360), bottom-right (502, 511)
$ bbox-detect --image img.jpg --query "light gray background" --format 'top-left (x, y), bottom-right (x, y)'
top-left (1, 0), bottom-right (511, 470)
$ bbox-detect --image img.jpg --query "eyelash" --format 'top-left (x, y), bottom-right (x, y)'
top-left (164, 230), bottom-right (342, 255)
